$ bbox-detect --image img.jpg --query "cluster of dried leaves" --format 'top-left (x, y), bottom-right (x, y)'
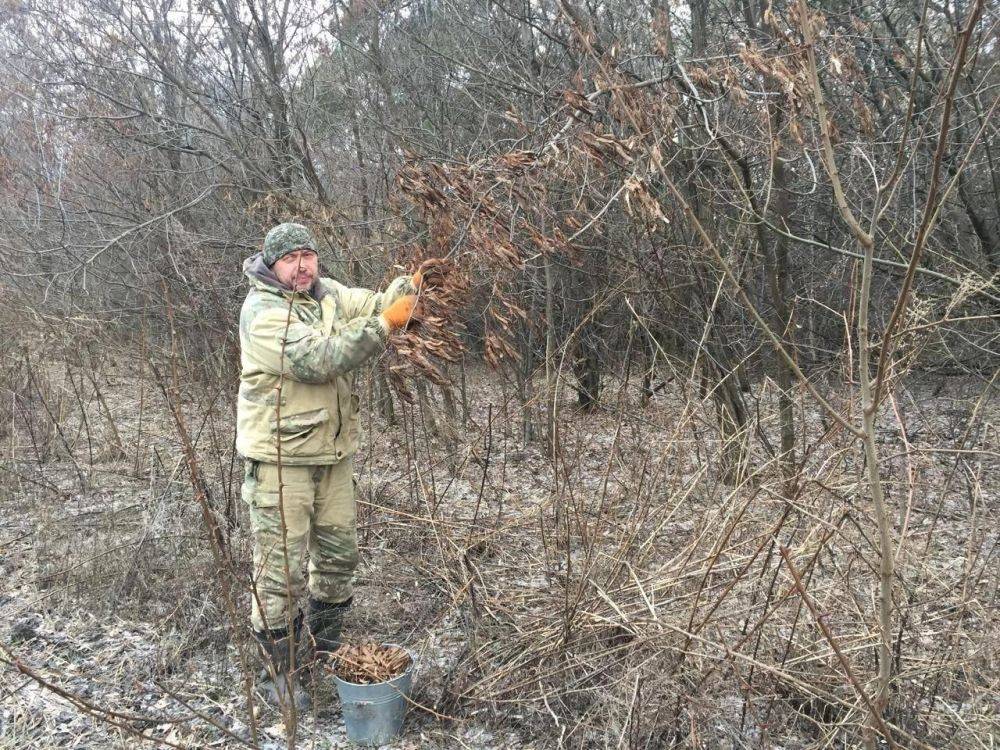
top-left (329, 642), bottom-right (411, 685)
top-left (388, 256), bottom-right (468, 400)
top-left (386, 152), bottom-right (574, 396)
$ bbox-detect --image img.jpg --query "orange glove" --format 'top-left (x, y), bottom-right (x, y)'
top-left (412, 257), bottom-right (448, 290)
top-left (380, 295), bottom-right (417, 331)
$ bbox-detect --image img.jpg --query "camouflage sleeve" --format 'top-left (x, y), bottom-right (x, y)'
top-left (244, 307), bottom-right (389, 384)
top-left (338, 275), bottom-right (415, 320)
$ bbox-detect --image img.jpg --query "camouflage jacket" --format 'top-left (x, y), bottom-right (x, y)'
top-left (236, 259), bottom-right (413, 465)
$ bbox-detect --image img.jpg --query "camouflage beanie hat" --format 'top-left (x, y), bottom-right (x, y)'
top-left (262, 222), bottom-right (316, 266)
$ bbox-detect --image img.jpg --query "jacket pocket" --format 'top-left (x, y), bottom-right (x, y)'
top-left (243, 460), bottom-right (280, 512)
top-left (268, 407), bottom-right (330, 438)
top-left (267, 407), bottom-right (333, 457)
top-left (249, 488), bottom-right (281, 510)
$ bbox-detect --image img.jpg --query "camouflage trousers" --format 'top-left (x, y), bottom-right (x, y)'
top-left (242, 458), bottom-right (358, 632)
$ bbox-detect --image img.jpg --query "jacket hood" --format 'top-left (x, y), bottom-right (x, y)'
top-left (243, 252), bottom-right (326, 300)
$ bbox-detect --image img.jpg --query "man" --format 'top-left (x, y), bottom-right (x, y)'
top-left (236, 222), bottom-right (442, 708)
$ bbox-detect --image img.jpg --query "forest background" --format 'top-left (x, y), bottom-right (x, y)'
top-left (0, 0), bottom-right (997, 747)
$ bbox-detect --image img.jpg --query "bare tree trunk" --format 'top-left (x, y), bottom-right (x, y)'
top-left (639, 325), bottom-right (658, 407)
top-left (414, 378), bottom-right (440, 438)
top-left (767, 145), bottom-right (797, 481)
top-left (458, 354), bottom-right (470, 425)
top-left (799, 2), bottom-right (896, 740)
top-left (349, 103), bottom-right (370, 283)
top-left (573, 324), bottom-right (601, 411)
top-left (544, 255), bottom-right (557, 452)
top-left (520, 347), bottom-right (536, 446)
top-left (374, 365), bottom-right (396, 424)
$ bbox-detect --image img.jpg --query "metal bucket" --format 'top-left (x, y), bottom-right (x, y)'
top-left (333, 644), bottom-right (414, 747)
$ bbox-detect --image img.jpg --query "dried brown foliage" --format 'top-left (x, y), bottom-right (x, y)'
top-left (330, 642), bottom-right (412, 685)
top-left (386, 153), bottom-right (574, 394)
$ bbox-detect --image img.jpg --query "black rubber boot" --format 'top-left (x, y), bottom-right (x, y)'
top-left (254, 615), bottom-right (311, 712)
top-left (306, 596), bottom-right (352, 657)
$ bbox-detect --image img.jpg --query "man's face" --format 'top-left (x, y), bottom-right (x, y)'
top-left (272, 248), bottom-right (319, 291)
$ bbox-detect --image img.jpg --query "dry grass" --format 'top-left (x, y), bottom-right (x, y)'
top-left (1, 336), bottom-right (997, 748)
